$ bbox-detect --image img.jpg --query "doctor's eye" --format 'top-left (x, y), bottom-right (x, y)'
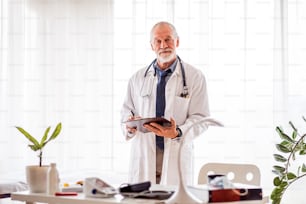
top-left (154, 39), bottom-right (162, 45)
top-left (152, 38), bottom-right (175, 46)
top-left (164, 38), bottom-right (172, 43)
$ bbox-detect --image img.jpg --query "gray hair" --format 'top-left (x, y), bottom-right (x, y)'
top-left (150, 21), bottom-right (178, 42)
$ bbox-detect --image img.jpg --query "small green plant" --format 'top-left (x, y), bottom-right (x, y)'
top-left (16, 122), bottom-right (62, 167)
top-left (271, 117), bottom-right (306, 204)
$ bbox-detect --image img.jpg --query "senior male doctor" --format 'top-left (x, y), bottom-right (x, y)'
top-left (121, 21), bottom-right (210, 185)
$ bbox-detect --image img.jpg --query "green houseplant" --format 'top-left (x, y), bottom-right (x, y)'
top-left (271, 117), bottom-right (306, 204)
top-left (15, 122), bottom-right (62, 193)
top-left (16, 122), bottom-right (62, 166)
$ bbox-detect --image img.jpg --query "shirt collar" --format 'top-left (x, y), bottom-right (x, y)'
top-left (154, 58), bottom-right (178, 76)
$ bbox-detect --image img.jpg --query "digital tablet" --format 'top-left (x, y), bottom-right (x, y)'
top-left (123, 117), bottom-right (171, 133)
top-left (123, 190), bottom-right (174, 200)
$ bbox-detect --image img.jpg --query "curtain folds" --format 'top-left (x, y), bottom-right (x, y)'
top-left (1, 0), bottom-right (115, 179)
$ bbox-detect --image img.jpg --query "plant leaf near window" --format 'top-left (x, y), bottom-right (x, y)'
top-left (16, 123), bottom-right (62, 167)
top-left (271, 117), bottom-right (306, 204)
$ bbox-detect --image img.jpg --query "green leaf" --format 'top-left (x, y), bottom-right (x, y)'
top-left (40, 127), bottom-right (50, 146)
top-left (280, 132), bottom-right (295, 143)
top-left (273, 154), bottom-right (287, 162)
top-left (49, 123), bottom-right (62, 141)
top-left (273, 165), bottom-right (285, 173)
top-left (16, 127), bottom-right (40, 147)
top-left (276, 126), bottom-right (284, 135)
top-left (291, 130), bottom-right (298, 140)
top-left (276, 144), bottom-right (291, 153)
top-left (270, 187), bottom-right (283, 201)
top-left (276, 125), bottom-right (295, 143)
top-left (280, 140), bottom-right (289, 145)
top-left (270, 190), bottom-right (278, 200)
top-left (279, 180), bottom-right (288, 187)
top-left (302, 164), bottom-right (306, 172)
top-left (286, 172), bottom-right (297, 180)
top-left (273, 177), bottom-right (281, 186)
top-left (272, 198), bottom-right (281, 204)
top-left (299, 150), bottom-right (306, 155)
top-left (272, 169), bottom-right (284, 176)
top-left (271, 186), bottom-right (283, 195)
top-left (28, 144), bottom-right (40, 151)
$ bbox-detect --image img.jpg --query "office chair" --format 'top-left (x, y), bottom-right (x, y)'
top-left (198, 162), bottom-right (261, 186)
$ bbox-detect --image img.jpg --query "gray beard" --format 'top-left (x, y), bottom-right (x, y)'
top-left (157, 52), bottom-right (176, 64)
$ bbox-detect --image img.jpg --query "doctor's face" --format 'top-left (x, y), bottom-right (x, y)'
top-left (150, 24), bottom-right (179, 66)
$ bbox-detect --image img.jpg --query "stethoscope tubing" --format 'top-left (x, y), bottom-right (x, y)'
top-left (143, 55), bottom-right (188, 96)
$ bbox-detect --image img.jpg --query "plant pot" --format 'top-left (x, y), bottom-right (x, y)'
top-left (26, 165), bottom-right (49, 193)
top-left (281, 176), bottom-right (306, 204)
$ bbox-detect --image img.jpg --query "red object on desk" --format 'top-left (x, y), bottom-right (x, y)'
top-left (209, 187), bottom-right (262, 202)
top-left (55, 191), bottom-right (78, 196)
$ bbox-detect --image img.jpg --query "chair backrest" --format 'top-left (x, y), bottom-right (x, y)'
top-left (198, 162), bottom-right (261, 186)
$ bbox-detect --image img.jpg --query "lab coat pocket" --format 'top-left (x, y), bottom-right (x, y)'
top-left (173, 96), bottom-right (190, 125)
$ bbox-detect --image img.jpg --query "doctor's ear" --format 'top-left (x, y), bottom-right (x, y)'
top-left (175, 37), bottom-right (180, 48)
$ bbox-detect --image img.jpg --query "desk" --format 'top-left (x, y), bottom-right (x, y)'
top-left (11, 191), bottom-right (151, 204)
top-left (11, 190), bottom-right (265, 204)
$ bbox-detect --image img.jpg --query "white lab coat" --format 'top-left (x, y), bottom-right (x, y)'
top-left (121, 59), bottom-right (210, 185)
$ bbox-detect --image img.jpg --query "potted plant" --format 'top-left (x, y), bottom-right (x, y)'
top-left (16, 122), bottom-right (62, 193)
top-left (271, 117), bottom-right (306, 204)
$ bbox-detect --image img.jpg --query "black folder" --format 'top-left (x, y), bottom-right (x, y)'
top-left (123, 117), bottom-right (171, 133)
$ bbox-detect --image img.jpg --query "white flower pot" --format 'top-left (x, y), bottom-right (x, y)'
top-left (26, 165), bottom-right (49, 193)
top-left (281, 176), bottom-right (306, 204)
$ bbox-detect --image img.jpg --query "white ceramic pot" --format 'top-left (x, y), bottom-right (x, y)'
top-left (281, 176), bottom-right (306, 204)
top-left (26, 165), bottom-right (49, 193)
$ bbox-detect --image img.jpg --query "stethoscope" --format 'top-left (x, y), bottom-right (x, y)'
top-left (143, 55), bottom-right (189, 98)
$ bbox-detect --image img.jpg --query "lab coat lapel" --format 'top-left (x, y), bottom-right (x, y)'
top-left (140, 68), bottom-right (157, 117)
top-left (140, 69), bottom-right (155, 97)
top-left (164, 63), bottom-right (180, 120)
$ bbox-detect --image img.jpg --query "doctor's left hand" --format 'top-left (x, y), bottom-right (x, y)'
top-left (126, 115), bottom-right (141, 135)
top-left (143, 117), bottom-right (178, 139)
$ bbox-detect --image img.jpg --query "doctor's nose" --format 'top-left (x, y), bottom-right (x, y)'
top-left (160, 40), bottom-right (168, 49)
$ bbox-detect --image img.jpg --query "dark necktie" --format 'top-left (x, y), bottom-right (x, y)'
top-left (156, 70), bottom-right (170, 150)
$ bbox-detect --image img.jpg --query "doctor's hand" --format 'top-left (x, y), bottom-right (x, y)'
top-left (126, 115), bottom-right (142, 134)
top-left (143, 117), bottom-right (179, 139)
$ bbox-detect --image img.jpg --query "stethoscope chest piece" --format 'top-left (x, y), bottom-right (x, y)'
top-left (180, 86), bottom-right (189, 98)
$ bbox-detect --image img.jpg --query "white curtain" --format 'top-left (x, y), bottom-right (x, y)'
top-left (0, 0), bottom-right (117, 182)
top-left (1, 0), bottom-right (306, 194)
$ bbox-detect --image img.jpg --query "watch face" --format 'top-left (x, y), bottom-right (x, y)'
top-left (176, 127), bottom-right (182, 137)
